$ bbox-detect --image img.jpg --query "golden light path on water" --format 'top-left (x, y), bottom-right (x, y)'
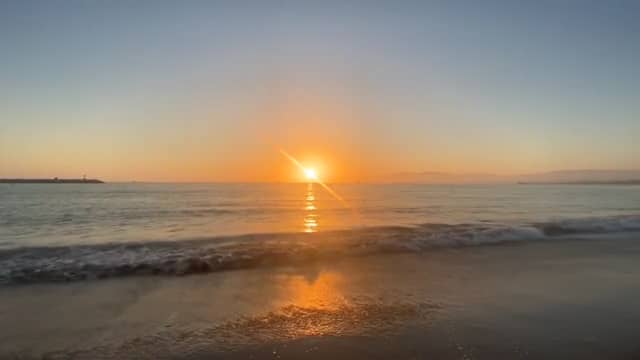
top-left (303, 183), bottom-right (318, 232)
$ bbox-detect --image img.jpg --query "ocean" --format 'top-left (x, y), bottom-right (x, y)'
top-left (1, 183), bottom-right (639, 285)
top-left (2, 183), bottom-right (640, 359)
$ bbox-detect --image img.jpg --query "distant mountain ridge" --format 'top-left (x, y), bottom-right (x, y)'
top-left (380, 171), bottom-right (505, 184)
top-left (379, 169), bottom-right (640, 184)
top-left (516, 170), bottom-right (640, 183)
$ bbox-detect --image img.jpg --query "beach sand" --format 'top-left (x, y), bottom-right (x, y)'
top-left (2, 234), bottom-right (640, 359)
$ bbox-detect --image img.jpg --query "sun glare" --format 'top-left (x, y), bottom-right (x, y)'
top-left (304, 168), bottom-right (318, 181)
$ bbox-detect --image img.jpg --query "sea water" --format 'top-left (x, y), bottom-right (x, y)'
top-left (1, 183), bottom-right (639, 284)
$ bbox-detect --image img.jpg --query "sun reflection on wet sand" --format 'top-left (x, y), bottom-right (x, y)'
top-left (271, 270), bottom-right (347, 336)
top-left (303, 183), bottom-right (318, 233)
top-left (253, 268), bottom-right (430, 340)
top-left (284, 270), bottom-right (346, 310)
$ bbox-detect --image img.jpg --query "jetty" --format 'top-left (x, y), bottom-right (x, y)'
top-left (0, 177), bottom-right (104, 184)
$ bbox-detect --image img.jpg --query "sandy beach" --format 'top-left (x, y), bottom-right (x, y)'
top-left (2, 234), bottom-right (639, 359)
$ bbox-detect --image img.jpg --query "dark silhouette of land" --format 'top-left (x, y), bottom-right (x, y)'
top-left (0, 178), bottom-right (104, 184)
top-left (380, 169), bottom-right (640, 184)
top-left (518, 180), bottom-right (640, 185)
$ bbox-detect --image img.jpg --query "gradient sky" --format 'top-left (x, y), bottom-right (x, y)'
top-left (1, 0), bottom-right (638, 182)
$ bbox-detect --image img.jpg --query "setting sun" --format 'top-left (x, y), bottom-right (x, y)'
top-left (304, 168), bottom-right (318, 181)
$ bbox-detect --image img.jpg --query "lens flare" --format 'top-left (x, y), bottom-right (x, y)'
top-left (279, 149), bottom-right (348, 206)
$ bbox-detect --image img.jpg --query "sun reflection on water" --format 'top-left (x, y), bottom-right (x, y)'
top-left (303, 183), bottom-right (318, 233)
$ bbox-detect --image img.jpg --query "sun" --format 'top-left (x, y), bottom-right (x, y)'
top-left (304, 168), bottom-right (318, 181)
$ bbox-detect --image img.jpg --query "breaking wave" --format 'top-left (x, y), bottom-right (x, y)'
top-left (1, 215), bottom-right (639, 285)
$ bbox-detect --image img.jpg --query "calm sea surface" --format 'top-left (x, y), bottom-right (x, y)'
top-left (2, 183), bottom-right (639, 248)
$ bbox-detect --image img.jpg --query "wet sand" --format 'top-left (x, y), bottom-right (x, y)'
top-left (1, 234), bottom-right (640, 359)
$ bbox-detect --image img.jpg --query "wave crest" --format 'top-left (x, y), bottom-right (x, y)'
top-left (1, 215), bottom-right (638, 285)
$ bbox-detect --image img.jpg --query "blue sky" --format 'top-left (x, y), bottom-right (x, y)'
top-left (1, 1), bottom-right (638, 181)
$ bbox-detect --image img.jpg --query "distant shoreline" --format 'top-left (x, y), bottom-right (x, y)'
top-left (518, 180), bottom-right (640, 185)
top-left (0, 178), bottom-right (104, 184)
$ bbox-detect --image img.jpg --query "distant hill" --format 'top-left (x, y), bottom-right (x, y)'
top-left (516, 170), bottom-right (640, 184)
top-left (378, 169), bottom-right (640, 184)
top-left (378, 171), bottom-right (509, 184)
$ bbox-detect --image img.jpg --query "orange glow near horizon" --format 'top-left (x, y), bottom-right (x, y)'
top-left (4, 80), bottom-right (596, 183)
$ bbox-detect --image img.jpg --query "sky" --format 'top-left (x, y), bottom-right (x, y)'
top-left (1, 0), bottom-right (638, 182)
